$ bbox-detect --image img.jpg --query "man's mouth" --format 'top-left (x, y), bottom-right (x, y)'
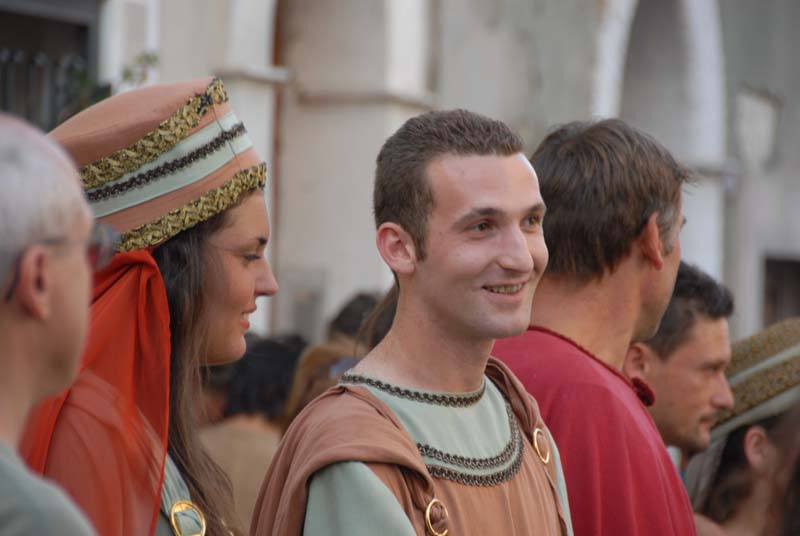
top-left (484, 283), bottom-right (525, 295)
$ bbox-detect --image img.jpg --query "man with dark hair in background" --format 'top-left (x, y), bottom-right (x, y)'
top-left (327, 292), bottom-right (380, 349)
top-left (624, 261), bottom-right (735, 459)
top-left (494, 119), bottom-right (696, 535)
top-left (252, 109), bottom-right (572, 535)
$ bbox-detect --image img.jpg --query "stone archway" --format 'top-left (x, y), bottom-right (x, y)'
top-left (593, 0), bottom-right (727, 279)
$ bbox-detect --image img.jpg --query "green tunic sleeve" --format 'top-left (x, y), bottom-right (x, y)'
top-left (304, 461), bottom-right (416, 535)
top-left (550, 439), bottom-right (574, 536)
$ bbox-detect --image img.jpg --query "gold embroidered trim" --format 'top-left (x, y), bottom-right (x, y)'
top-left (81, 78), bottom-right (229, 189)
top-left (726, 318), bottom-right (800, 377)
top-left (116, 163), bottom-right (266, 252)
top-left (716, 356), bottom-right (800, 426)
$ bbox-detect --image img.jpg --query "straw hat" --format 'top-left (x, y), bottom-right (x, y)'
top-left (685, 317), bottom-right (800, 510)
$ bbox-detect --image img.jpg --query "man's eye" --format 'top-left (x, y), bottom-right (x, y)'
top-left (474, 221), bottom-right (491, 232)
top-left (243, 253), bottom-right (262, 262)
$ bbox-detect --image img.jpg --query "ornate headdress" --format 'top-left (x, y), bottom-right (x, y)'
top-left (21, 78), bottom-right (266, 535)
top-left (50, 77), bottom-right (266, 251)
top-left (685, 318), bottom-right (800, 511)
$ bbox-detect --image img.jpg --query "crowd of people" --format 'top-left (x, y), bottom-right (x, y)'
top-left (0, 76), bottom-right (798, 536)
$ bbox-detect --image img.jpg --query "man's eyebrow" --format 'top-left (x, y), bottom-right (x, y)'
top-left (452, 207), bottom-right (503, 229)
top-left (452, 203), bottom-right (546, 230)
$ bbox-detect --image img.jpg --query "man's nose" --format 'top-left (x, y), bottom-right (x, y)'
top-left (712, 374), bottom-right (735, 410)
top-left (497, 227), bottom-right (534, 274)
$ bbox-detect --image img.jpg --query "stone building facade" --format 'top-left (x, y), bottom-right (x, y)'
top-left (2, 0), bottom-right (797, 340)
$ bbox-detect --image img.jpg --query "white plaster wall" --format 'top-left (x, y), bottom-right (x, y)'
top-left (386, 0), bottom-right (429, 97)
top-left (281, 0), bottom-right (388, 95)
top-left (721, 0), bottom-right (800, 338)
top-left (620, 0), bottom-right (692, 161)
top-left (436, 0), bottom-right (598, 148)
top-left (615, 0), bottom-right (728, 314)
top-left (682, 0), bottom-right (726, 165)
top-left (592, 0), bottom-right (638, 117)
top-left (681, 179), bottom-right (724, 279)
top-left (98, 0), bottom-right (159, 88)
top-left (595, 0), bottom-right (726, 167)
top-left (273, 0), bottom-right (427, 342)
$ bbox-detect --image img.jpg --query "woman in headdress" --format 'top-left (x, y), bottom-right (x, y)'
top-left (20, 77), bottom-right (277, 536)
top-left (685, 318), bottom-right (800, 536)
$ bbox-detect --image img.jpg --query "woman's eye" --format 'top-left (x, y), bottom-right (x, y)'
top-left (525, 215), bottom-right (541, 228)
top-left (243, 253), bottom-right (262, 262)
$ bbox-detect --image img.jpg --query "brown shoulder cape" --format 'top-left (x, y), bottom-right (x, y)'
top-left (249, 357), bottom-right (567, 535)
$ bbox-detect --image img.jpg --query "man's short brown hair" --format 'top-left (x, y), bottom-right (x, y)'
top-left (646, 261), bottom-right (734, 359)
top-left (531, 118), bottom-right (691, 281)
top-left (374, 109), bottom-right (523, 259)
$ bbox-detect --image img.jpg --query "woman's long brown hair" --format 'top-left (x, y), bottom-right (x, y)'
top-left (153, 194), bottom-right (256, 536)
top-left (702, 407), bottom-right (800, 532)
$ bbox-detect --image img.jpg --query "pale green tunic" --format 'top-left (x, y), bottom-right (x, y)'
top-left (0, 443), bottom-right (96, 535)
top-left (154, 454), bottom-right (206, 536)
top-left (303, 377), bottom-right (573, 535)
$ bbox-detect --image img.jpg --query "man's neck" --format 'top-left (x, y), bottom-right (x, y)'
top-left (0, 334), bottom-right (41, 448)
top-left (530, 274), bottom-right (640, 370)
top-left (0, 376), bottom-right (36, 449)
top-left (353, 305), bottom-right (491, 393)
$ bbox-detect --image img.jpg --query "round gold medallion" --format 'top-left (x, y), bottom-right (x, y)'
top-left (169, 500), bottom-right (207, 536)
top-left (425, 498), bottom-right (449, 536)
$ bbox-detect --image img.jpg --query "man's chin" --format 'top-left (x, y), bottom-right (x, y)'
top-left (682, 435), bottom-right (712, 456)
top-left (489, 319), bottom-right (530, 340)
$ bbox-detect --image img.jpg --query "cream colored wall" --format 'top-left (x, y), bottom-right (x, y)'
top-left (99, 0), bottom-right (283, 334)
top-left (97, 0), bottom-right (800, 342)
top-left (614, 0), bottom-right (727, 286)
top-left (720, 1), bottom-right (800, 337)
top-left (272, 0), bottom-right (429, 342)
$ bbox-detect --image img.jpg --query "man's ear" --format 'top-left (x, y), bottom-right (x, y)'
top-left (743, 425), bottom-right (773, 475)
top-left (14, 246), bottom-right (51, 319)
top-left (623, 342), bottom-right (655, 381)
top-left (638, 212), bottom-right (665, 270)
top-left (376, 222), bottom-right (417, 276)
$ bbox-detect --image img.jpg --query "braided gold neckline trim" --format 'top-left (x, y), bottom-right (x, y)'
top-left (340, 373), bottom-right (486, 407)
top-left (81, 78), bottom-right (228, 189)
top-left (116, 163), bottom-right (266, 252)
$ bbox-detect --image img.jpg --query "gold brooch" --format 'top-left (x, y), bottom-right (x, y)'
top-left (170, 500), bottom-right (207, 536)
top-left (533, 427), bottom-right (551, 464)
top-left (425, 498), bottom-right (449, 536)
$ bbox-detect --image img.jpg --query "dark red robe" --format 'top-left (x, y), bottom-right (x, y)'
top-left (494, 327), bottom-right (697, 536)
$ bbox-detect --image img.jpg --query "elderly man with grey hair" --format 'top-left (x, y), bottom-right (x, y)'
top-left (0, 113), bottom-right (116, 534)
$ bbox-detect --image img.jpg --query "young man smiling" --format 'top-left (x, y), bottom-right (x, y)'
top-left (252, 110), bottom-right (572, 535)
